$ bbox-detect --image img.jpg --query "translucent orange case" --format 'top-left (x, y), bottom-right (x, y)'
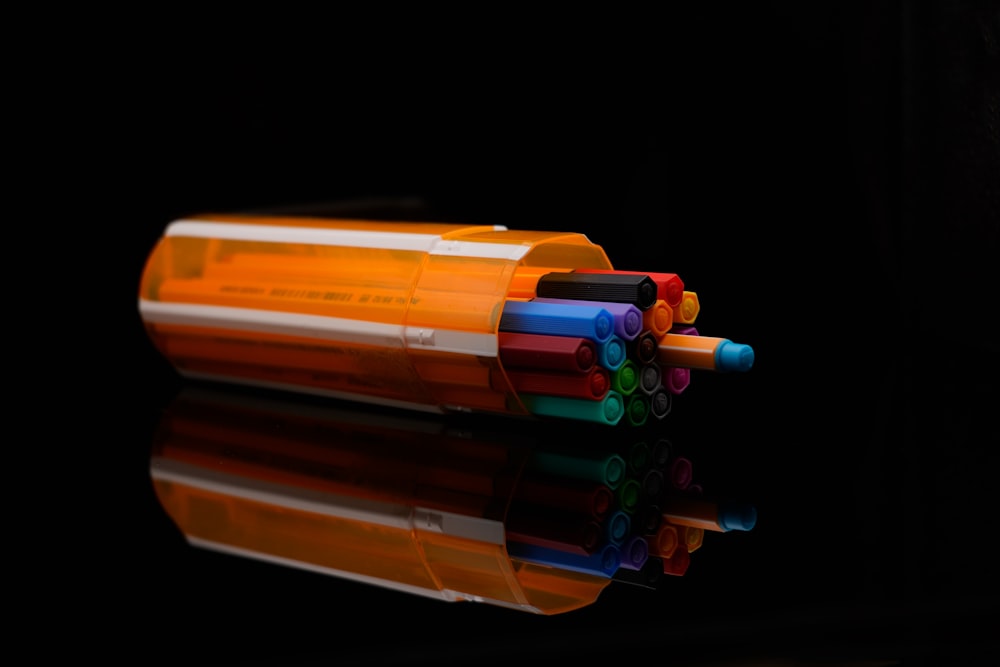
top-left (139, 214), bottom-right (613, 416)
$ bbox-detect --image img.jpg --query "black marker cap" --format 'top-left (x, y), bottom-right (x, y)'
top-left (536, 272), bottom-right (658, 311)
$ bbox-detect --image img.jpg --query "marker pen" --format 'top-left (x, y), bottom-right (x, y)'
top-left (662, 366), bottom-right (691, 395)
top-left (535, 271), bottom-right (658, 311)
top-left (649, 389), bottom-right (672, 420)
top-left (140, 214), bottom-right (751, 425)
top-left (532, 298), bottom-right (643, 342)
top-left (498, 332), bottom-right (597, 373)
top-left (637, 363), bottom-right (662, 395)
top-left (673, 291), bottom-right (701, 325)
top-left (502, 365), bottom-right (610, 401)
top-left (519, 390), bottom-right (625, 426)
top-left (628, 331), bottom-right (658, 365)
top-left (574, 268), bottom-right (684, 308)
top-left (610, 360), bottom-right (640, 396)
top-left (499, 300), bottom-right (615, 343)
top-left (613, 555), bottom-right (664, 589)
top-left (642, 300), bottom-right (674, 338)
top-left (656, 333), bottom-right (755, 373)
top-left (596, 335), bottom-right (627, 372)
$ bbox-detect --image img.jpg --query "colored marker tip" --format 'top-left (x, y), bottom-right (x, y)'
top-left (716, 341), bottom-right (755, 372)
top-left (719, 503), bottom-right (757, 532)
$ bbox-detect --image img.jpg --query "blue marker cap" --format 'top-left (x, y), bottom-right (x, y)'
top-left (500, 300), bottom-right (614, 343)
top-left (715, 340), bottom-right (755, 372)
top-left (718, 502), bottom-right (757, 531)
top-left (532, 298), bottom-right (642, 341)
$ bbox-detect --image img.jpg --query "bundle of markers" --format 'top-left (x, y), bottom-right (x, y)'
top-left (498, 267), bottom-right (754, 426)
top-left (138, 215), bottom-right (754, 427)
top-left (506, 434), bottom-right (757, 585)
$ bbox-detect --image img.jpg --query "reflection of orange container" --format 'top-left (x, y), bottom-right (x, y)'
top-left (139, 214), bottom-right (613, 417)
top-left (150, 388), bottom-right (615, 615)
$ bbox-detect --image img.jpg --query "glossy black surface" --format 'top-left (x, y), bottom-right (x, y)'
top-left (83, 3), bottom-right (1000, 665)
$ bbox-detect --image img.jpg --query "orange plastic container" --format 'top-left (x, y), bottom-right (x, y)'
top-left (139, 214), bottom-right (613, 417)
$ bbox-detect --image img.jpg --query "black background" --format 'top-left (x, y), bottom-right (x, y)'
top-left (47, 2), bottom-right (1000, 665)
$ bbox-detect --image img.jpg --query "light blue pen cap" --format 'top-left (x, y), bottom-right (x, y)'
top-left (715, 340), bottom-right (755, 372)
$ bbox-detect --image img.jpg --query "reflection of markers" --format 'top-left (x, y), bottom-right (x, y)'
top-left (512, 474), bottom-right (614, 520)
top-left (649, 389), bottom-right (672, 420)
top-left (618, 535), bottom-right (649, 571)
top-left (641, 469), bottom-right (664, 501)
top-left (574, 269), bottom-right (684, 308)
top-left (613, 555), bottom-right (664, 589)
top-left (624, 440), bottom-right (650, 476)
top-left (506, 508), bottom-right (604, 555)
top-left (604, 510), bottom-right (631, 546)
top-left (682, 526), bottom-right (704, 553)
top-left (504, 366), bottom-right (610, 400)
top-left (649, 523), bottom-right (679, 559)
top-left (532, 298), bottom-right (642, 341)
top-left (520, 390), bottom-right (624, 426)
top-left (628, 331), bottom-right (658, 365)
top-left (673, 291), bottom-right (700, 324)
top-left (667, 457), bottom-right (693, 490)
top-left (507, 542), bottom-right (621, 578)
top-left (528, 449), bottom-right (628, 490)
top-left (656, 333), bottom-right (754, 373)
top-left (625, 394), bottom-right (649, 427)
top-left (536, 271), bottom-right (658, 311)
top-left (610, 360), bottom-right (639, 396)
top-left (661, 544), bottom-right (691, 576)
top-left (635, 503), bottom-right (662, 535)
top-left (596, 335), bottom-right (627, 371)
top-left (651, 438), bottom-right (672, 469)
top-left (615, 479), bottom-right (642, 515)
top-left (498, 332), bottom-right (597, 372)
top-left (662, 496), bottom-right (757, 532)
top-left (500, 300), bottom-right (614, 343)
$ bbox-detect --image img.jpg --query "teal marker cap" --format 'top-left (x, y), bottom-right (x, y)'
top-left (715, 340), bottom-right (755, 372)
top-left (598, 336), bottom-right (627, 371)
